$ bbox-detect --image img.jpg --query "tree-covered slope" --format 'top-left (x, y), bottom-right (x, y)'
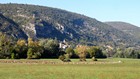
top-left (0, 4), bottom-right (139, 47)
top-left (0, 13), bottom-right (27, 39)
top-left (105, 21), bottom-right (140, 39)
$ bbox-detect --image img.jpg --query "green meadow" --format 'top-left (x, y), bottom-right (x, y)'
top-left (0, 58), bottom-right (139, 79)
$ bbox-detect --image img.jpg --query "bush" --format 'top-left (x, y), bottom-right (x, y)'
top-left (11, 53), bottom-right (15, 59)
top-left (59, 55), bottom-right (65, 61)
top-left (65, 47), bottom-right (74, 57)
top-left (27, 48), bottom-right (33, 59)
top-left (58, 54), bottom-right (71, 62)
top-left (92, 57), bottom-right (97, 61)
top-left (11, 53), bottom-right (19, 59)
top-left (64, 54), bottom-right (71, 62)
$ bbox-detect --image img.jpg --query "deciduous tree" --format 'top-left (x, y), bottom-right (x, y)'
top-left (75, 45), bottom-right (88, 61)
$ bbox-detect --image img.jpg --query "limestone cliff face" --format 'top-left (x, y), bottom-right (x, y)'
top-left (22, 23), bottom-right (36, 38)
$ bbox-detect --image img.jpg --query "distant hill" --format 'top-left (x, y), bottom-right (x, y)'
top-left (105, 21), bottom-right (140, 39)
top-left (0, 4), bottom-right (139, 47)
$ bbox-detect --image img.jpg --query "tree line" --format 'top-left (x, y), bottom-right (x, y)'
top-left (0, 33), bottom-right (106, 61)
top-left (0, 32), bottom-right (140, 62)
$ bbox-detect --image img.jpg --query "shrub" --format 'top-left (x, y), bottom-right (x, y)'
top-left (58, 54), bottom-right (71, 62)
top-left (65, 47), bottom-right (74, 57)
top-left (11, 53), bottom-right (15, 59)
top-left (11, 53), bottom-right (19, 59)
top-left (27, 48), bottom-right (33, 59)
top-left (92, 57), bottom-right (97, 61)
top-left (64, 54), bottom-right (71, 62)
top-left (59, 55), bottom-right (65, 61)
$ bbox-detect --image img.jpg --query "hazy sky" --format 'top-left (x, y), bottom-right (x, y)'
top-left (0, 0), bottom-right (140, 26)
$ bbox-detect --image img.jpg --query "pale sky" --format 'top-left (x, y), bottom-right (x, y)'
top-left (0, 0), bottom-right (140, 26)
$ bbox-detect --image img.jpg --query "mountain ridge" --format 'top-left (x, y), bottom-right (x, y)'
top-left (105, 21), bottom-right (140, 39)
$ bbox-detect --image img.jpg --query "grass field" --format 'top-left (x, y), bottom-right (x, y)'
top-left (0, 58), bottom-right (139, 79)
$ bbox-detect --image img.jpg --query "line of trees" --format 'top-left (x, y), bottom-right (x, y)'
top-left (113, 47), bottom-right (140, 58)
top-left (0, 33), bottom-right (140, 61)
top-left (0, 33), bottom-right (106, 61)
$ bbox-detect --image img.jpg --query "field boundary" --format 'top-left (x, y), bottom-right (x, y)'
top-left (0, 60), bottom-right (122, 64)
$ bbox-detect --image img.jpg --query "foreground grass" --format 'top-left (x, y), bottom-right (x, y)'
top-left (0, 58), bottom-right (139, 79)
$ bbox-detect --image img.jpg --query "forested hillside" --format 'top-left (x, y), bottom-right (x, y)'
top-left (105, 21), bottom-right (140, 39)
top-left (0, 3), bottom-right (139, 47)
